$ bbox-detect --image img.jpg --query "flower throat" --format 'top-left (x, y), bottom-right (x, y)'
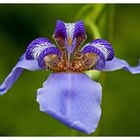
top-left (43, 47), bottom-right (98, 72)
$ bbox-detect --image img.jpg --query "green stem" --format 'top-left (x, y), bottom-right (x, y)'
top-left (94, 4), bottom-right (106, 23)
top-left (85, 19), bottom-right (102, 39)
top-left (74, 5), bottom-right (92, 21)
top-left (108, 4), bottom-right (115, 41)
top-left (104, 4), bottom-right (115, 41)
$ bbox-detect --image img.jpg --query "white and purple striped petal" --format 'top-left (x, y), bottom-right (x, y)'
top-left (82, 39), bottom-right (114, 69)
top-left (25, 37), bottom-right (61, 69)
top-left (25, 37), bottom-right (52, 60)
top-left (37, 73), bottom-right (102, 134)
top-left (0, 54), bottom-right (41, 95)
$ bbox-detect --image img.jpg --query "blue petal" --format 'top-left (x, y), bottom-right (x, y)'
top-left (97, 56), bottom-right (140, 74)
top-left (0, 54), bottom-right (41, 95)
top-left (37, 73), bottom-right (102, 134)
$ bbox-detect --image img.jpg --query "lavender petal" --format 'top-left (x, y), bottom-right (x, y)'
top-left (97, 56), bottom-right (140, 74)
top-left (0, 54), bottom-right (41, 95)
top-left (37, 73), bottom-right (102, 134)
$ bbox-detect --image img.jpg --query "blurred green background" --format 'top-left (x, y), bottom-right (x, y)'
top-left (0, 4), bottom-right (140, 136)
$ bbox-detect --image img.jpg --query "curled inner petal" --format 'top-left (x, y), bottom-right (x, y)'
top-left (25, 37), bottom-right (62, 70)
top-left (87, 39), bottom-right (114, 61)
top-left (81, 39), bottom-right (114, 70)
top-left (74, 21), bottom-right (87, 49)
top-left (54, 20), bottom-right (67, 39)
top-left (25, 37), bottom-right (52, 60)
top-left (53, 20), bottom-right (66, 49)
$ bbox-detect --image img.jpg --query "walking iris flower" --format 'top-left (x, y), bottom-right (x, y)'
top-left (0, 20), bottom-right (140, 134)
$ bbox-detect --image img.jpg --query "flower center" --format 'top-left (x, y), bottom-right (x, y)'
top-left (25, 21), bottom-right (114, 72)
top-left (43, 50), bottom-right (98, 72)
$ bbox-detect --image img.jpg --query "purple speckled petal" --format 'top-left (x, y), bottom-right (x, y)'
top-left (37, 73), bottom-right (102, 134)
top-left (97, 56), bottom-right (140, 74)
top-left (0, 54), bottom-right (41, 95)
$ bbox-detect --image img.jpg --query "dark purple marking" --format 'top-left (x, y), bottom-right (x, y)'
top-left (74, 21), bottom-right (86, 38)
top-left (54, 20), bottom-right (67, 38)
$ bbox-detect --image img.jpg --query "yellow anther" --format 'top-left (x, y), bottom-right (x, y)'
top-left (67, 37), bottom-right (72, 46)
